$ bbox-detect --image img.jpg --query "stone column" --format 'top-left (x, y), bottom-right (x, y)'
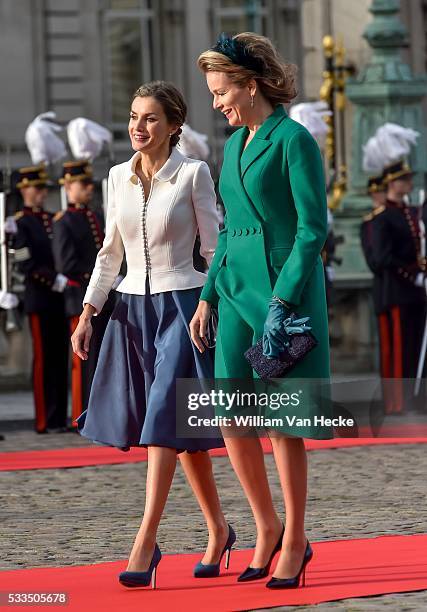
top-left (337, 0), bottom-right (427, 278)
top-left (330, 0), bottom-right (427, 373)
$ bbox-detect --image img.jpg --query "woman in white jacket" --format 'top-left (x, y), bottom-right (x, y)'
top-left (71, 81), bottom-right (235, 588)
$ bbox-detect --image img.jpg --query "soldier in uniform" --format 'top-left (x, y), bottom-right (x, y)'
top-left (371, 160), bottom-right (427, 413)
top-left (52, 160), bottom-right (116, 425)
top-left (360, 171), bottom-right (395, 412)
top-left (12, 165), bottom-right (69, 433)
top-left (361, 174), bottom-right (386, 252)
top-left (360, 174), bottom-right (387, 293)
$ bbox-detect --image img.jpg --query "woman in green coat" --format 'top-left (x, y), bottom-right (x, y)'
top-left (190, 32), bottom-right (332, 589)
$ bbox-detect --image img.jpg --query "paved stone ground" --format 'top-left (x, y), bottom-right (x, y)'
top-left (1, 426), bottom-right (427, 610)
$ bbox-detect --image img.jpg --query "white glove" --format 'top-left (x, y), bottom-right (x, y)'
top-left (111, 275), bottom-right (124, 290)
top-left (0, 290), bottom-right (19, 310)
top-left (415, 272), bottom-right (425, 287)
top-left (325, 265), bottom-right (335, 282)
top-left (52, 273), bottom-right (69, 293)
top-left (415, 272), bottom-right (427, 294)
top-left (4, 217), bottom-right (18, 234)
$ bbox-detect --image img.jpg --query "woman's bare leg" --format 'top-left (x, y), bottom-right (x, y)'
top-left (269, 435), bottom-right (308, 578)
top-left (126, 446), bottom-right (176, 571)
top-left (179, 451), bottom-right (228, 564)
top-left (222, 432), bottom-right (283, 567)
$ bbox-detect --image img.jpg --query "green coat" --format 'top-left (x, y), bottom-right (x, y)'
top-left (201, 105), bottom-right (332, 437)
top-left (201, 105), bottom-right (330, 422)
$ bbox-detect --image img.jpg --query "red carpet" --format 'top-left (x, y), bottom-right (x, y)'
top-left (1, 535), bottom-right (426, 611)
top-left (1, 436), bottom-right (427, 471)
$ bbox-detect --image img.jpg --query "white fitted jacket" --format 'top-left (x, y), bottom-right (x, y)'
top-left (84, 148), bottom-right (219, 313)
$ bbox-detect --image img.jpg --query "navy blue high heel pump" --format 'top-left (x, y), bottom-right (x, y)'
top-left (266, 540), bottom-right (313, 589)
top-left (118, 543), bottom-right (162, 589)
top-left (193, 524), bottom-right (236, 578)
top-left (237, 524), bottom-right (284, 582)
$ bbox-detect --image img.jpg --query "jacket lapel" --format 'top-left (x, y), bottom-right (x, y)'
top-left (225, 128), bottom-right (261, 221)
top-left (240, 139), bottom-right (272, 179)
top-left (240, 105), bottom-right (288, 179)
top-left (223, 105), bottom-right (288, 221)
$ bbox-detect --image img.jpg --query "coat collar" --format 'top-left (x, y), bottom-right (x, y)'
top-left (239, 105), bottom-right (288, 178)
top-left (23, 205), bottom-right (44, 214)
top-left (223, 105), bottom-right (288, 224)
top-left (68, 203), bottom-right (89, 211)
top-left (252, 104), bottom-right (288, 141)
top-left (386, 197), bottom-right (407, 209)
top-left (125, 147), bottom-right (185, 184)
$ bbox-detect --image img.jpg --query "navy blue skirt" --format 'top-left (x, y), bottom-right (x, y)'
top-left (77, 280), bottom-right (224, 453)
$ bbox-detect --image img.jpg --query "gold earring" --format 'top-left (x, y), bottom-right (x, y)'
top-left (250, 94), bottom-right (255, 108)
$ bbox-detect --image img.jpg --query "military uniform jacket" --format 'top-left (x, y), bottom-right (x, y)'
top-left (371, 199), bottom-right (426, 310)
top-left (12, 207), bottom-right (64, 314)
top-left (200, 105), bottom-right (330, 379)
top-left (360, 207), bottom-right (385, 315)
top-left (52, 204), bottom-right (104, 317)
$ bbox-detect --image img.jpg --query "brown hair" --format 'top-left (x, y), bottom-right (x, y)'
top-left (132, 81), bottom-right (187, 147)
top-left (198, 32), bottom-right (297, 105)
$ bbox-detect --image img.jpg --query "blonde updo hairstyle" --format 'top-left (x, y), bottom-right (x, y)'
top-left (132, 81), bottom-right (187, 147)
top-left (198, 32), bottom-right (297, 106)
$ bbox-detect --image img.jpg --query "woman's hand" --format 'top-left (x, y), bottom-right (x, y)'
top-left (71, 305), bottom-right (96, 360)
top-left (262, 298), bottom-right (312, 359)
top-left (190, 300), bottom-right (211, 353)
top-left (262, 299), bottom-right (292, 359)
